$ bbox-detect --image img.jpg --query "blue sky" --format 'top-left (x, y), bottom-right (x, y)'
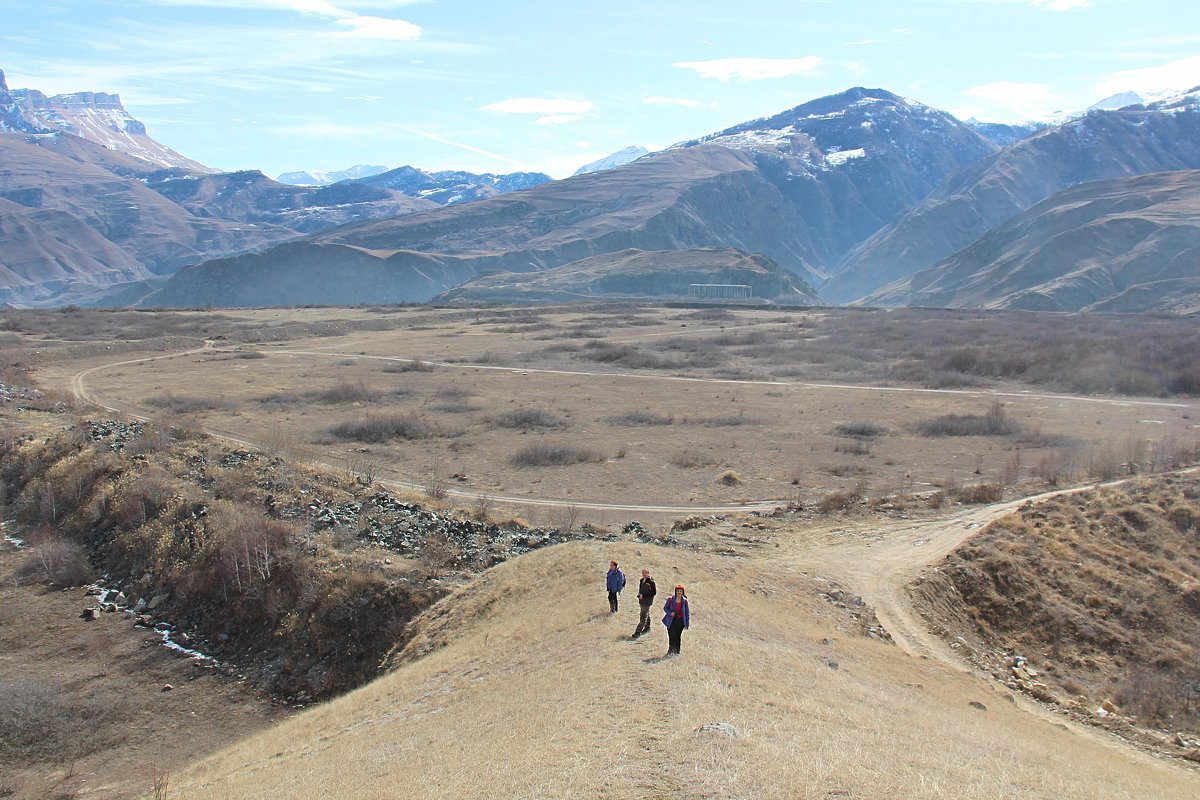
top-left (4, 0), bottom-right (1200, 178)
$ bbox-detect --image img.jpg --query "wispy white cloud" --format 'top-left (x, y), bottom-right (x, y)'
top-left (147, 0), bottom-right (423, 40)
top-left (1094, 54), bottom-right (1200, 97)
top-left (393, 125), bottom-right (524, 167)
top-left (482, 98), bottom-right (594, 115)
top-left (844, 39), bottom-right (876, 47)
top-left (672, 56), bottom-right (821, 82)
top-left (641, 96), bottom-right (714, 108)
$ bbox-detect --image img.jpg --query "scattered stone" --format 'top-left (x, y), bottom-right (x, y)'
top-left (161, 683), bottom-right (174, 692)
top-left (823, 656), bottom-right (839, 671)
top-left (1183, 749), bottom-right (1200, 764)
top-left (81, 607), bottom-right (100, 621)
top-left (969, 701), bottom-right (987, 711)
top-left (1101, 699), bottom-right (1118, 714)
top-left (148, 593), bottom-right (169, 610)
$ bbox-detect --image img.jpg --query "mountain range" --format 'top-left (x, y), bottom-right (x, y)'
top-left (4, 65), bottom-right (1200, 314)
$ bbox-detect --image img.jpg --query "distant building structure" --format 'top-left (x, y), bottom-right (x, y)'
top-left (687, 283), bottom-right (753, 300)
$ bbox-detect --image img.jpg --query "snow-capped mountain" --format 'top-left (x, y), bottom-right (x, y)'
top-left (354, 165), bottom-right (552, 205)
top-left (572, 146), bottom-right (650, 176)
top-left (6, 78), bottom-right (214, 173)
top-left (277, 165), bottom-right (389, 186)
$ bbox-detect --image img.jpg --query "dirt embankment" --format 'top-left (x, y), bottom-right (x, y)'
top-left (911, 473), bottom-right (1200, 754)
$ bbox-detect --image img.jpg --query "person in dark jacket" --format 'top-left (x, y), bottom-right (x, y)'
top-left (631, 568), bottom-right (657, 639)
top-left (606, 560), bottom-right (625, 613)
top-left (663, 584), bottom-right (689, 655)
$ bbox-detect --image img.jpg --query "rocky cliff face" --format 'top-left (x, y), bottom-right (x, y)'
top-left (827, 92), bottom-right (1200, 303)
top-left (8, 82), bottom-right (215, 173)
top-left (864, 170), bottom-right (1200, 313)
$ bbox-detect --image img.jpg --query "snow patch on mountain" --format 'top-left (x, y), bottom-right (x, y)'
top-left (277, 165), bottom-right (389, 185)
top-left (825, 147), bottom-right (866, 166)
top-left (573, 146), bottom-right (650, 176)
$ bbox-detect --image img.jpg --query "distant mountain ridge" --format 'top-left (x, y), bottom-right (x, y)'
top-left (354, 166), bottom-right (552, 206)
top-left (143, 87), bottom-right (999, 308)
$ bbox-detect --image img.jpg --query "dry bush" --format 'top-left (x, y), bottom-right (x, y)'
top-left (917, 402), bottom-right (1019, 437)
top-left (329, 414), bottom-right (446, 443)
top-left (510, 442), bottom-right (601, 467)
top-left (817, 488), bottom-right (862, 513)
top-left (313, 380), bottom-right (381, 404)
top-left (577, 341), bottom-right (683, 370)
top-left (697, 414), bottom-right (757, 427)
top-left (834, 421), bottom-right (887, 438)
top-left (20, 529), bottom-right (93, 586)
top-left (954, 482), bottom-right (1004, 504)
top-left (0, 679), bottom-right (131, 763)
top-left (144, 393), bottom-right (236, 413)
top-left (671, 450), bottom-right (720, 468)
top-left (490, 407), bottom-right (568, 430)
top-left (716, 470), bottom-right (744, 487)
top-left (381, 359), bottom-right (435, 373)
top-left (608, 411), bottom-right (675, 426)
top-left (834, 438), bottom-right (872, 456)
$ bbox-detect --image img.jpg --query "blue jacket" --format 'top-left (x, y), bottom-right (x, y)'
top-left (606, 567), bottom-right (625, 593)
top-left (662, 596), bottom-right (689, 628)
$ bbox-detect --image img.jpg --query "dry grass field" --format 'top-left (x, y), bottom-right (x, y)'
top-left (17, 305), bottom-right (1198, 525)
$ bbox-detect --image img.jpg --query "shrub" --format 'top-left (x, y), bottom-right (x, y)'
top-left (381, 359), bottom-right (435, 373)
top-left (490, 408), bottom-right (568, 430)
top-left (955, 483), bottom-right (1004, 504)
top-left (313, 380), bottom-right (381, 404)
top-left (21, 531), bottom-right (93, 587)
top-left (818, 490), bottom-right (858, 513)
top-left (918, 402), bottom-right (1019, 437)
top-left (834, 421), bottom-right (886, 438)
top-left (0, 680), bottom-right (131, 763)
top-left (328, 414), bottom-right (445, 443)
top-left (834, 439), bottom-right (872, 456)
top-left (608, 411), bottom-right (675, 426)
top-left (671, 450), bottom-right (720, 468)
top-left (510, 442), bottom-right (600, 467)
top-left (716, 470), bottom-right (744, 486)
top-left (143, 393), bottom-right (235, 413)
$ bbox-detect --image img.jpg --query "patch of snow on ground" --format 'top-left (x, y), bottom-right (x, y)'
top-left (702, 125), bottom-right (797, 149)
top-left (825, 148), bottom-right (866, 166)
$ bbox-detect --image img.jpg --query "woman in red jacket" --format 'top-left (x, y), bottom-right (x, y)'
top-left (662, 584), bottom-right (689, 656)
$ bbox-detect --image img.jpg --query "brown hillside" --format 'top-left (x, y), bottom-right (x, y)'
top-left (912, 473), bottom-right (1200, 732)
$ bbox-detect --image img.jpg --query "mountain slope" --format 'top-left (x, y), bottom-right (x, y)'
top-left (277, 165), bottom-right (389, 185)
top-left (864, 170), bottom-right (1200, 313)
top-left (827, 92), bottom-right (1200, 303)
top-left (434, 247), bottom-right (820, 304)
top-left (355, 166), bottom-right (553, 206)
top-left (153, 88), bottom-right (998, 308)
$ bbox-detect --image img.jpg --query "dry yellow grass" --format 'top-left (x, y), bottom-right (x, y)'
top-left (165, 540), bottom-right (1199, 800)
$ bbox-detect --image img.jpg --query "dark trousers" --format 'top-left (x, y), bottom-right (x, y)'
top-left (668, 618), bottom-right (685, 654)
top-left (608, 591), bottom-right (619, 612)
top-left (633, 603), bottom-right (652, 636)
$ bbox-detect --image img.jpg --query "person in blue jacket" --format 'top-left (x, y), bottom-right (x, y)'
top-left (606, 560), bottom-right (626, 613)
top-left (663, 584), bottom-right (690, 656)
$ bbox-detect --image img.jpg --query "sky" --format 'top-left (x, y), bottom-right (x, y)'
top-left (3, 0), bottom-right (1200, 179)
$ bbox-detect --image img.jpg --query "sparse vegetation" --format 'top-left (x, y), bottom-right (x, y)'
top-left (144, 393), bottom-right (236, 413)
top-left (490, 407), bottom-right (568, 430)
top-left (329, 414), bottom-right (446, 443)
top-left (510, 442), bottom-right (601, 467)
top-left (918, 402), bottom-right (1019, 437)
